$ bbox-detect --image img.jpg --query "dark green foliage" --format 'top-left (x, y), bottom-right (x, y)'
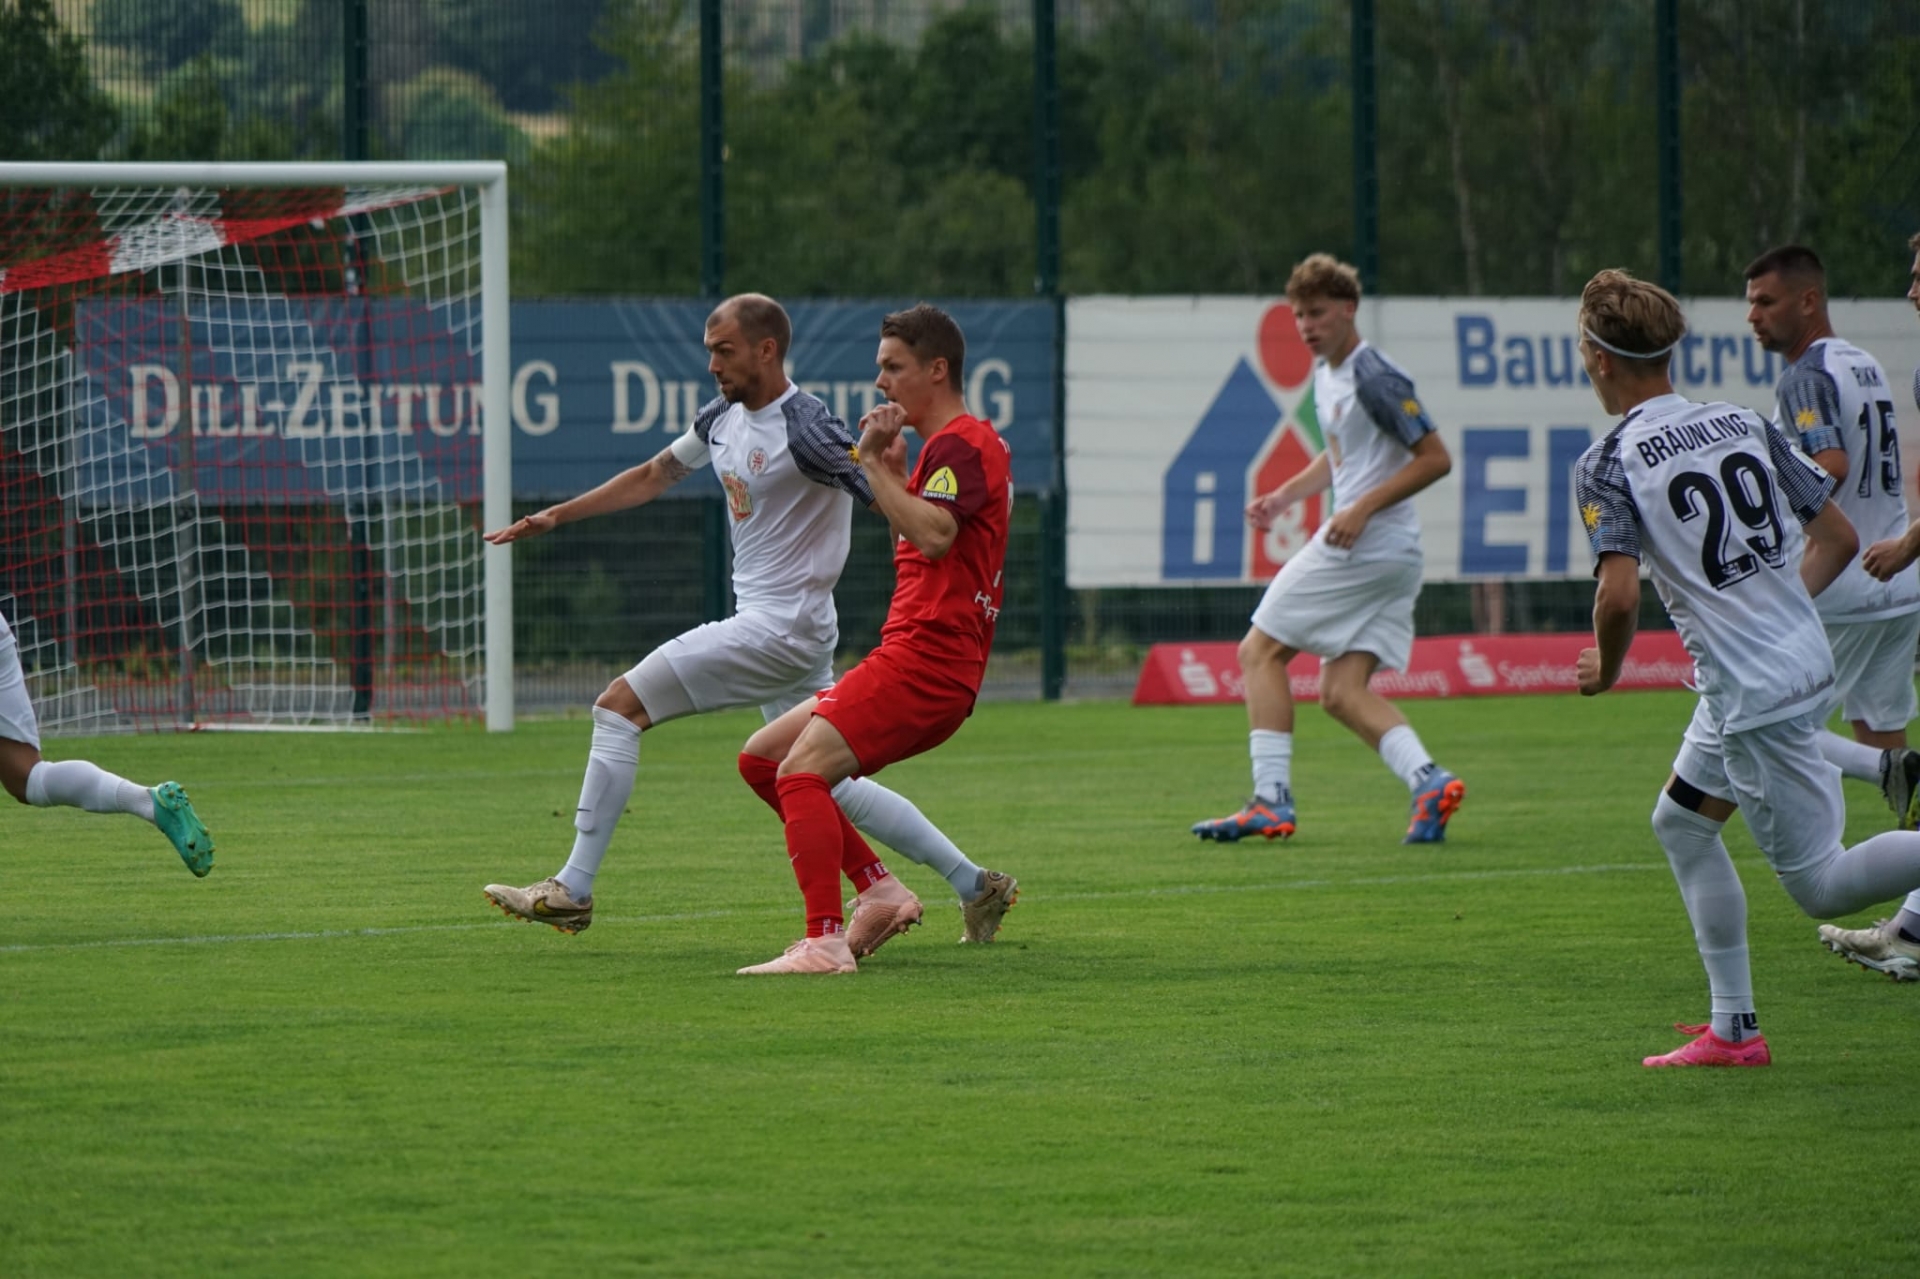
top-left (0, 0), bottom-right (115, 161)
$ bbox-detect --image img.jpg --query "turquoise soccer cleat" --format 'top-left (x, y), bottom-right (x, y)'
top-left (151, 781), bottom-right (214, 877)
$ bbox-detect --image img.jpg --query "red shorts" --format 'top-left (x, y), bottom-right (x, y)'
top-left (814, 643), bottom-right (979, 776)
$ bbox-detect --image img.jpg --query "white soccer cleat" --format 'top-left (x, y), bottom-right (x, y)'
top-left (1817, 919), bottom-right (1920, 982)
top-left (960, 870), bottom-right (1020, 944)
top-left (483, 877), bottom-right (593, 934)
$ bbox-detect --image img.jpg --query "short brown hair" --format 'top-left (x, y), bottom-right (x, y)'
top-left (1579, 269), bottom-right (1685, 372)
top-left (1744, 244), bottom-right (1826, 295)
top-left (1908, 229), bottom-right (1920, 252)
top-left (1285, 253), bottom-right (1362, 305)
top-left (880, 303), bottom-right (966, 383)
top-left (712, 293), bottom-right (792, 360)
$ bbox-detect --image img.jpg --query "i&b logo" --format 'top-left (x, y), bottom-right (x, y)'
top-left (1161, 304), bottom-right (1323, 581)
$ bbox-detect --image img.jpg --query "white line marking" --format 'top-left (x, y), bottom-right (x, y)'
top-left (0, 862), bottom-right (1663, 956)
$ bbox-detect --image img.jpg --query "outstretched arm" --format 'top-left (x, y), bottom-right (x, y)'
top-left (484, 443), bottom-right (695, 544)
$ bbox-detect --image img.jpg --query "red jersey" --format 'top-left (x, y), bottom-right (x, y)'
top-left (881, 414), bottom-right (1012, 674)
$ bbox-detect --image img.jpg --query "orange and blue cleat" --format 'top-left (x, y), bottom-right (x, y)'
top-left (1402, 769), bottom-right (1465, 844)
top-left (1191, 792), bottom-right (1296, 842)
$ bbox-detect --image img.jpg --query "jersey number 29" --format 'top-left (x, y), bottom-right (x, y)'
top-left (1668, 454), bottom-right (1787, 591)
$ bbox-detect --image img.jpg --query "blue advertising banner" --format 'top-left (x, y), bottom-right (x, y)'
top-left (67, 298), bottom-right (1058, 507)
top-left (506, 300), bottom-right (1057, 498)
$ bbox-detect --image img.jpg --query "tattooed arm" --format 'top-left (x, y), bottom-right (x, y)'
top-left (484, 445), bottom-right (698, 544)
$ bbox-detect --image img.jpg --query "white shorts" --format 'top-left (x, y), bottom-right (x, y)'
top-left (0, 612), bottom-right (42, 749)
top-left (1250, 539), bottom-right (1422, 671)
top-left (1672, 700), bottom-right (1843, 879)
top-left (623, 613), bottom-right (834, 728)
top-left (1825, 613), bottom-right (1920, 731)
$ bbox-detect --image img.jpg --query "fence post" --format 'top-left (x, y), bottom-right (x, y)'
top-left (698, 0), bottom-right (728, 620)
top-left (1034, 0), bottom-right (1065, 702)
top-left (1351, 0), bottom-right (1378, 292)
top-left (342, 0), bottom-right (369, 162)
top-left (1656, 0), bottom-right (1682, 293)
top-left (699, 0), bottom-right (725, 300)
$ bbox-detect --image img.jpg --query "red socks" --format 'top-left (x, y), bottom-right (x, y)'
top-left (745, 754), bottom-right (894, 936)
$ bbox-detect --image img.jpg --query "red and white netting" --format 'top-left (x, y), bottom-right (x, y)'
top-left (1, 177), bottom-right (493, 731)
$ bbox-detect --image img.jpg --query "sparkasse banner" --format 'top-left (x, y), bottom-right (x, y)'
top-left (1066, 297), bottom-right (1920, 587)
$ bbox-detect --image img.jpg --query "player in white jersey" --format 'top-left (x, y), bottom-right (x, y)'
top-left (1191, 254), bottom-right (1465, 846)
top-left (1571, 269), bottom-right (1920, 1067)
top-left (1813, 230), bottom-right (1920, 979)
top-left (1743, 245), bottom-right (1920, 833)
top-left (479, 295), bottom-right (1016, 950)
top-left (0, 608), bottom-right (214, 875)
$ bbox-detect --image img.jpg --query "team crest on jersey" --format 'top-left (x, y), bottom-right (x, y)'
top-left (748, 447), bottom-right (768, 475)
top-left (720, 470), bottom-right (754, 521)
top-left (1581, 501), bottom-right (1601, 533)
top-left (1401, 398), bottom-right (1421, 416)
top-left (921, 466), bottom-right (959, 502)
top-left (1794, 407), bottom-right (1818, 428)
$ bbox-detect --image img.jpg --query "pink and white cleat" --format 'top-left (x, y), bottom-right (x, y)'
top-left (737, 933), bottom-right (858, 975)
top-left (1642, 1022), bottom-right (1771, 1068)
top-left (844, 875), bottom-right (924, 959)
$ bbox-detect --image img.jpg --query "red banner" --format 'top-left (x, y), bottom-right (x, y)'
top-left (1132, 632), bottom-right (1696, 705)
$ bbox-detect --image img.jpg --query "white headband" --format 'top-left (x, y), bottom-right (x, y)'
top-left (1583, 326), bottom-right (1679, 361)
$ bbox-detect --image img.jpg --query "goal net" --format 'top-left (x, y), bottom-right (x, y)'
top-left (0, 162), bottom-right (513, 734)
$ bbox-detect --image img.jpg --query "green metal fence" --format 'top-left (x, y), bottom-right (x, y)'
top-left (8, 0), bottom-right (1920, 707)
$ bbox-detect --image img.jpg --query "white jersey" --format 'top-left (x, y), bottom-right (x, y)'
top-left (1773, 337), bottom-right (1919, 622)
top-left (1576, 393), bottom-right (1836, 733)
top-left (668, 384), bottom-right (872, 648)
top-left (1312, 341), bottom-right (1436, 564)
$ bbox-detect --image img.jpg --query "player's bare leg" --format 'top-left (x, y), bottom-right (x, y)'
top-left (1320, 650), bottom-right (1464, 843)
top-left (1190, 628), bottom-right (1298, 842)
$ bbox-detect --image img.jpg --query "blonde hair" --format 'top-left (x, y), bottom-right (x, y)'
top-left (1285, 253), bottom-right (1362, 305)
top-left (1579, 269), bottom-right (1685, 371)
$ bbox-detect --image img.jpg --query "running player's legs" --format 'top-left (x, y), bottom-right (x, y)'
top-left (1649, 703), bottom-right (1759, 1052)
top-left (762, 652), bottom-right (1000, 911)
top-left (485, 614), bottom-right (831, 926)
top-left (0, 613), bottom-right (212, 874)
top-left (1723, 711), bottom-right (1920, 920)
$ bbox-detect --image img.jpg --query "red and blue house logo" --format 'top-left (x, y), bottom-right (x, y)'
top-left (1161, 304), bottom-right (1323, 581)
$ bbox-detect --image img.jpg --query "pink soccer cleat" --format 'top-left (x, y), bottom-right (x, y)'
top-left (844, 874), bottom-right (925, 959)
top-left (737, 934), bottom-right (858, 975)
top-left (1642, 1022), bottom-right (1771, 1068)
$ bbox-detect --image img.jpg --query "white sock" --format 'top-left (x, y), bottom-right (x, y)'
top-left (834, 777), bottom-right (982, 899)
top-left (1249, 730), bottom-right (1292, 802)
top-left (25, 759), bottom-right (156, 822)
top-left (1652, 794), bottom-right (1757, 1042)
top-left (555, 707), bottom-right (641, 901)
top-left (1377, 724), bottom-right (1436, 791)
top-left (1819, 731), bottom-right (1884, 784)
top-left (1895, 895), bottom-right (1920, 939)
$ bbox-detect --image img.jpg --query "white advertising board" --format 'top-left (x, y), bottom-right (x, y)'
top-left (1066, 296), bottom-right (1920, 587)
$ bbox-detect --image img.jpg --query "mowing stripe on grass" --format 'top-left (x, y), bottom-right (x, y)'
top-left (0, 861), bottom-right (1662, 956)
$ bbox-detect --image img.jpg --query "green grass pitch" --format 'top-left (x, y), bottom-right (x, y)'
top-left (3, 693), bottom-right (1917, 1276)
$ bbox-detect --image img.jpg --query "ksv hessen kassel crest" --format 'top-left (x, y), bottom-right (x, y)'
top-left (1160, 303), bottom-right (1325, 582)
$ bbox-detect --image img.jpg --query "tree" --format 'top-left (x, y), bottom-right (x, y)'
top-left (93, 0), bottom-right (246, 76)
top-left (0, 0), bottom-right (116, 162)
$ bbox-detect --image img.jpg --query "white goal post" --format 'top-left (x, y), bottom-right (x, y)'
top-left (0, 161), bottom-right (513, 732)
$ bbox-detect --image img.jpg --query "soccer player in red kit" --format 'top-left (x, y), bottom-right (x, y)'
top-left (734, 303), bottom-right (1015, 974)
